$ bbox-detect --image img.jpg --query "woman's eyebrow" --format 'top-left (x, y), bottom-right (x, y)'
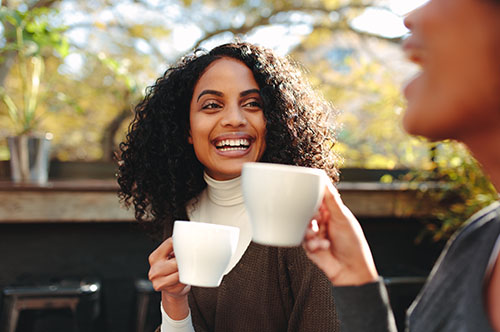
top-left (240, 89), bottom-right (260, 98)
top-left (197, 89), bottom-right (223, 101)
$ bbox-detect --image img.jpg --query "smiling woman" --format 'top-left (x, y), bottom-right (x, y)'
top-left (117, 42), bottom-right (340, 332)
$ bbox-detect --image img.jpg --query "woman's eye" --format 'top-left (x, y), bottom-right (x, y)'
top-left (243, 100), bottom-right (262, 108)
top-left (202, 102), bottom-right (222, 110)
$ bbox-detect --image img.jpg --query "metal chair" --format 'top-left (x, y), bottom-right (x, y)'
top-left (384, 276), bottom-right (427, 331)
top-left (0, 279), bottom-right (100, 332)
top-left (134, 279), bottom-right (161, 332)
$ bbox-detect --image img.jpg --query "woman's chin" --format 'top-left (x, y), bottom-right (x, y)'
top-left (206, 164), bottom-right (245, 181)
top-left (402, 105), bottom-right (430, 138)
top-left (402, 111), bottom-right (450, 142)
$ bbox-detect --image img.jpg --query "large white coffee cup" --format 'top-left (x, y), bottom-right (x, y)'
top-left (242, 162), bottom-right (326, 247)
top-left (172, 221), bottom-right (239, 287)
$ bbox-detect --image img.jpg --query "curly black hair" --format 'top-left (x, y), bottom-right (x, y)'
top-left (118, 41), bottom-right (339, 239)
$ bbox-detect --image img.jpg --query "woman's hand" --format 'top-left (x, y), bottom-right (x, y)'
top-left (149, 237), bottom-right (191, 320)
top-left (303, 181), bottom-right (379, 286)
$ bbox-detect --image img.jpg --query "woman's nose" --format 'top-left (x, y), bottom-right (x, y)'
top-left (404, 9), bottom-right (415, 30)
top-left (404, 1), bottom-right (426, 31)
top-left (220, 104), bottom-right (247, 127)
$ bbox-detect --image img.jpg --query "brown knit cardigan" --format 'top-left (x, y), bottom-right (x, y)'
top-left (157, 242), bottom-right (339, 332)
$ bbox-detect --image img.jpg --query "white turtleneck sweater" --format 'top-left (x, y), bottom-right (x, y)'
top-left (161, 173), bottom-right (252, 332)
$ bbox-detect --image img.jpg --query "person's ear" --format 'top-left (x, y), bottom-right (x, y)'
top-left (188, 130), bottom-right (193, 144)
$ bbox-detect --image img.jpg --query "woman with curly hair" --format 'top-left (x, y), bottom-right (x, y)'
top-left (118, 41), bottom-right (340, 332)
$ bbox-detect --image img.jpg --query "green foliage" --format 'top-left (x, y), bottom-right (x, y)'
top-left (403, 142), bottom-right (498, 242)
top-left (0, 6), bottom-right (69, 57)
top-left (2, 0), bottom-right (396, 159)
top-left (0, 5), bottom-right (70, 135)
top-left (38, 53), bottom-right (145, 161)
top-left (292, 33), bottom-right (430, 170)
top-left (98, 53), bottom-right (139, 94)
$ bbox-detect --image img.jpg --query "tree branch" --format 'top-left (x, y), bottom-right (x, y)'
top-left (28, 0), bottom-right (61, 10)
top-left (100, 103), bottom-right (134, 161)
top-left (190, 2), bottom-right (400, 50)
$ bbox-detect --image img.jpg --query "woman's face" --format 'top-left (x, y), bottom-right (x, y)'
top-left (403, 0), bottom-right (500, 141)
top-left (188, 57), bottom-right (267, 180)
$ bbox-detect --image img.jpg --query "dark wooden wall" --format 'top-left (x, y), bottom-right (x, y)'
top-left (0, 217), bottom-right (444, 332)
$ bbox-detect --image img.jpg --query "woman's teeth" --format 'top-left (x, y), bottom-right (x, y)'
top-left (215, 138), bottom-right (250, 151)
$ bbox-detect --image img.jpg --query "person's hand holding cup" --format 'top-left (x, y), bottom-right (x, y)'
top-left (148, 237), bottom-right (191, 320)
top-left (303, 180), bottom-right (379, 286)
top-left (148, 221), bottom-right (239, 320)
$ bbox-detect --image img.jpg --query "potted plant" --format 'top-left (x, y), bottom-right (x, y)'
top-left (0, 6), bottom-right (68, 184)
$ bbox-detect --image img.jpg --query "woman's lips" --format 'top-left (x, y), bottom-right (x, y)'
top-left (402, 37), bottom-right (426, 100)
top-left (402, 38), bottom-right (425, 66)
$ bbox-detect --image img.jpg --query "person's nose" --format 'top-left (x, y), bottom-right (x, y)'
top-left (404, 9), bottom-right (415, 31)
top-left (220, 103), bottom-right (247, 127)
top-left (404, 2), bottom-right (426, 31)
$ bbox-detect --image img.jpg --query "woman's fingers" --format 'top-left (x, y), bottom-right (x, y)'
top-left (151, 271), bottom-right (180, 291)
top-left (304, 237), bottom-right (330, 252)
top-left (149, 237), bottom-right (174, 265)
top-left (149, 256), bottom-right (191, 295)
top-left (305, 244), bottom-right (343, 281)
top-left (148, 256), bottom-right (178, 280)
top-left (304, 186), bottom-right (337, 255)
top-left (314, 189), bottom-right (334, 227)
top-left (153, 276), bottom-right (191, 297)
top-left (147, 237), bottom-right (191, 297)
top-left (322, 183), bottom-right (346, 220)
top-left (148, 238), bottom-right (178, 282)
top-left (303, 228), bottom-right (330, 251)
top-left (304, 180), bottom-right (380, 285)
top-left (304, 227), bottom-right (317, 241)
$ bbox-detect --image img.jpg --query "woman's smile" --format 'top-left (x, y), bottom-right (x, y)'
top-left (212, 133), bottom-right (253, 154)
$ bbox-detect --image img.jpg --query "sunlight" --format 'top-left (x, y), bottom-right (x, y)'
top-left (352, 0), bottom-right (429, 38)
top-left (59, 0), bottom-right (430, 77)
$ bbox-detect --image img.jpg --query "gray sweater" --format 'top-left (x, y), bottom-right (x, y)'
top-left (334, 201), bottom-right (500, 332)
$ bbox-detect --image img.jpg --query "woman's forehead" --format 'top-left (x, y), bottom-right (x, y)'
top-left (193, 58), bottom-right (258, 93)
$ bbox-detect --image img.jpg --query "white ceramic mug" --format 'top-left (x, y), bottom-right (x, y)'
top-left (172, 220), bottom-right (239, 287)
top-left (242, 162), bottom-right (326, 247)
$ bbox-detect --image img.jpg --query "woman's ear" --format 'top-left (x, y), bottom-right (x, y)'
top-left (188, 130), bottom-right (193, 144)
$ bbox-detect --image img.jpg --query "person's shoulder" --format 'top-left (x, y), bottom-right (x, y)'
top-left (475, 200), bottom-right (500, 227)
top-left (486, 200), bottom-right (500, 331)
top-left (462, 200), bottom-right (500, 232)
top-left (475, 200), bottom-right (500, 220)
top-left (489, 200), bottom-right (500, 220)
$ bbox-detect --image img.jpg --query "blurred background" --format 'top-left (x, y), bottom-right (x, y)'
top-left (1, 0), bottom-right (425, 166)
top-left (1, 0), bottom-right (498, 331)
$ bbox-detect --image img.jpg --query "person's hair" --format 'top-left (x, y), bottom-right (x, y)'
top-left (118, 41), bottom-right (339, 238)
